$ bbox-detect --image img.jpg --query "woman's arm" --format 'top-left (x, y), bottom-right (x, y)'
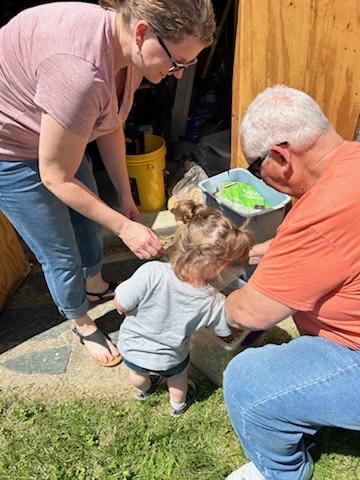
top-left (38, 113), bottom-right (163, 258)
top-left (96, 125), bottom-right (140, 221)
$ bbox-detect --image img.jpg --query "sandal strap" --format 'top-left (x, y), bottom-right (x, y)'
top-left (73, 326), bottom-right (112, 355)
top-left (85, 281), bottom-right (117, 299)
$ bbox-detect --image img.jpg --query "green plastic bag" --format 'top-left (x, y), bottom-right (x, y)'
top-left (218, 181), bottom-right (271, 210)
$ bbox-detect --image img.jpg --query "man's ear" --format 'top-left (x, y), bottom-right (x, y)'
top-left (134, 20), bottom-right (150, 49)
top-left (269, 143), bottom-right (293, 177)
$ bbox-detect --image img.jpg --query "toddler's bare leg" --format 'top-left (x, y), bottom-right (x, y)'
top-left (167, 369), bottom-right (188, 404)
top-left (128, 370), bottom-right (151, 392)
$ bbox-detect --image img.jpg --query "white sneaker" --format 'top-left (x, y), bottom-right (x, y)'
top-left (226, 457), bottom-right (313, 480)
top-left (225, 462), bottom-right (264, 480)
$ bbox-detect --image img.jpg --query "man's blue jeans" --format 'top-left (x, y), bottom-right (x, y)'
top-left (0, 157), bottom-right (103, 319)
top-left (224, 335), bottom-right (360, 479)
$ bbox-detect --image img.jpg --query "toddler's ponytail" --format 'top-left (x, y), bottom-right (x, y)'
top-left (173, 199), bottom-right (210, 225)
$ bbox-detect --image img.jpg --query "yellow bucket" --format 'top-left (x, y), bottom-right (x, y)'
top-left (126, 134), bottom-right (166, 212)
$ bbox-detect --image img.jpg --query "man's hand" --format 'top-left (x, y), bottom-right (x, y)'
top-left (249, 239), bottom-right (273, 265)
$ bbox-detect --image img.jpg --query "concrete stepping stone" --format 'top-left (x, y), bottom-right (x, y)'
top-left (1, 346), bottom-right (71, 375)
top-left (32, 320), bottom-right (72, 341)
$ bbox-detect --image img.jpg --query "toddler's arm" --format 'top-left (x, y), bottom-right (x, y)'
top-left (114, 296), bottom-right (128, 315)
top-left (113, 262), bottom-right (155, 314)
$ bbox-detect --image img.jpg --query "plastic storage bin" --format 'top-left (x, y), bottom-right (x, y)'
top-left (198, 168), bottom-right (291, 244)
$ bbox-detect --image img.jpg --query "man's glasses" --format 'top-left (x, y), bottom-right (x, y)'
top-left (247, 152), bottom-right (268, 179)
top-left (156, 35), bottom-right (198, 73)
top-left (247, 142), bottom-right (289, 179)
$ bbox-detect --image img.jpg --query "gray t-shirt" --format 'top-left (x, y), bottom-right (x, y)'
top-left (115, 261), bottom-right (231, 371)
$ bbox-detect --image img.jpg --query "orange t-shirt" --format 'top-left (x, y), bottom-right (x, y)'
top-left (249, 141), bottom-right (360, 350)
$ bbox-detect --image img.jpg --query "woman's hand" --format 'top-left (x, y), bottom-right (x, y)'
top-left (118, 219), bottom-right (165, 259)
top-left (248, 239), bottom-right (273, 265)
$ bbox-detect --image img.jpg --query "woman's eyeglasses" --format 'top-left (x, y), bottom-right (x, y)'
top-left (156, 35), bottom-right (198, 73)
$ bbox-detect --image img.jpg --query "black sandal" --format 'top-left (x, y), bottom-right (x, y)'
top-left (85, 281), bottom-right (117, 303)
top-left (73, 326), bottom-right (122, 367)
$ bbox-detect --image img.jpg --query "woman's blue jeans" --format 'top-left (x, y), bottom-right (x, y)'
top-left (224, 335), bottom-right (360, 480)
top-left (0, 157), bottom-right (103, 319)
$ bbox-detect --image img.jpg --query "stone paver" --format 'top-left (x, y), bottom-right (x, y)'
top-left (2, 346), bottom-right (71, 375)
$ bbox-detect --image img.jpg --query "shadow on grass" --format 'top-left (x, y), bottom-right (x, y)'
top-left (0, 258), bottom-right (145, 355)
top-left (195, 377), bottom-right (219, 401)
top-left (311, 427), bottom-right (360, 460)
top-left (146, 372), bottom-right (219, 409)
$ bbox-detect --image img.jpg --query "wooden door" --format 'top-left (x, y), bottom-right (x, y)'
top-left (231, 0), bottom-right (360, 167)
top-left (0, 213), bottom-right (29, 311)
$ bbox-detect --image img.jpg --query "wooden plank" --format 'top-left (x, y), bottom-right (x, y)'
top-left (232, 0), bottom-right (360, 167)
top-left (0, 213), bottom-right (29, 311)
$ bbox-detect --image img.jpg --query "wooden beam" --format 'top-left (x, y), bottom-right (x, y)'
top-left (232, 0), bottom-right (360, 168)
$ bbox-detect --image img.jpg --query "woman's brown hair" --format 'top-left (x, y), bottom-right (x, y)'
top-left (169, 200), bottom-right (254, 284)
top-left (99, 0), bottom-right (216, 46)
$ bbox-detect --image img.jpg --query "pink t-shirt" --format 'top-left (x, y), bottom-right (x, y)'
top-left (0, 2), bottom-right (143, 160)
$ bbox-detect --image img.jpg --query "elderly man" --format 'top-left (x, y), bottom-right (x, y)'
top-left (224, 85), bottom-right (360, 480)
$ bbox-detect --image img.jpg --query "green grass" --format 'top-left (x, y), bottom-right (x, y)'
top-left (0, 381), bottom-right (359, 479)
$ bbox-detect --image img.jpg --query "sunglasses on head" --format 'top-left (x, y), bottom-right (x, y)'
top-left (156, 35), bottom-right (198, 73)
top-left (247, 142), bottom-right (289, 179)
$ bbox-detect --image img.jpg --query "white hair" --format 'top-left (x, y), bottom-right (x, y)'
top-left (240, 85), bottom-right (333, 161)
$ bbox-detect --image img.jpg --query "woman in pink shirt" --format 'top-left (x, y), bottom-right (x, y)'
top-left (0, 0), bottom-right (215, 366)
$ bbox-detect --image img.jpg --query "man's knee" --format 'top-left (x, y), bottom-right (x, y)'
top-left (223, 346), bottom-right (266, 411)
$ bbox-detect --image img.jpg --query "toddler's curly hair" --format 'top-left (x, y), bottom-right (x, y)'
top-left (169, 200), bottom-right (254, 283)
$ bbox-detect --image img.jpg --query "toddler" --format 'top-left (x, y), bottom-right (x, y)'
top-left (114, 200), bottom-right (253, 416)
